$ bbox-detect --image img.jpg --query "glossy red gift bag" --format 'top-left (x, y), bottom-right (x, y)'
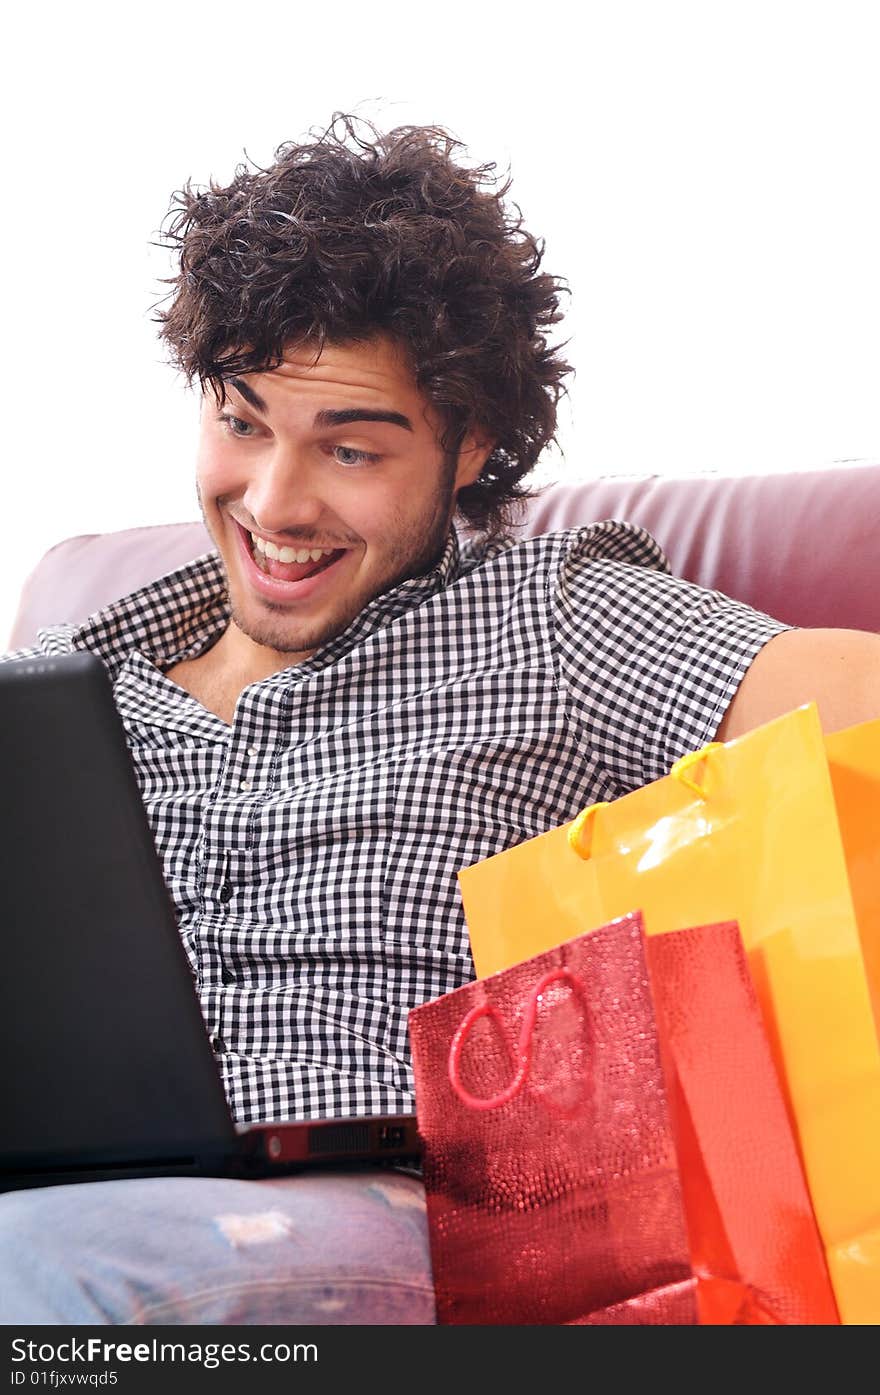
top-left (408, 911), bottom-right (838, 1325)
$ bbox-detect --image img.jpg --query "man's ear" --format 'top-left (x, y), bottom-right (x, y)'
top-left (453, 429), bottom-right (496, 490)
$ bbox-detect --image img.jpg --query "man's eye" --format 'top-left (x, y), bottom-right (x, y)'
top-left (332, 445), bottom-right (379, 466)
top-left (219, 413), bottom-right (256, 437)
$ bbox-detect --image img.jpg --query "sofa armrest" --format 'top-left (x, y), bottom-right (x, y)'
top-left (9, 521), bottom-right (213, 649)
top-left (521, 463), bottom-right (880, 632)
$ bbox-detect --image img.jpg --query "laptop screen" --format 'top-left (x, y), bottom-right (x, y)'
top-left (0, 652), bottom-right (237, 1175)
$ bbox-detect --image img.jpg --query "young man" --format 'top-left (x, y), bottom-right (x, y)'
top-left (1, 116), bottom-right (878, 1324)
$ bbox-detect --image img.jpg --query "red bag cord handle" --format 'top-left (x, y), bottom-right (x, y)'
top-left (448, 967), bottom-right (588, 1111)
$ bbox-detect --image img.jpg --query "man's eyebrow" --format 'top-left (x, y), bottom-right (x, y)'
top-left (227, 377), bottom-right (268, 413)
top-left (313, 408), bottom-right (414, 432)
top-left (223, 385), bottom-right (414, 433)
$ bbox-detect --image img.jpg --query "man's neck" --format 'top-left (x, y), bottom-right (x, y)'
top-left (209, 622), bottom-right (311, 687)
top-left (164, 623), bottom-right (309, 728)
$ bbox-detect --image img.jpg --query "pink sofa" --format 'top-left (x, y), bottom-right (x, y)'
top-left (9, 462), bottom-right (880, 648)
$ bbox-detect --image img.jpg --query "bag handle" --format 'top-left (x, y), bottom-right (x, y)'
top-left (448, 967), bottom-right (588, 1111)
top-left (567, 802), bottom-right (609, 860)
top-left (567, 740), bottom-right (725, 861)
top-left (669, 742), bottom-right (724, 797)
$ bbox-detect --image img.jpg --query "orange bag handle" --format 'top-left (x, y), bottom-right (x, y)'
top-left (448, 967), bottom-right (589, 1112)
top-left (567, 742), bottom-right (725, 860)
top-left (566, 802), bottom-right (609, 859)
top-left (669, 742), bottom-right (725, 797)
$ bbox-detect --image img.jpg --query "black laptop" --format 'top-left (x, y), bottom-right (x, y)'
top-left (0, 650), bottom-right (422, 1191)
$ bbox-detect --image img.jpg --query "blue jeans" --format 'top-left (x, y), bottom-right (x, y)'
top-left (0, 1169), bottom-right (435, 1325)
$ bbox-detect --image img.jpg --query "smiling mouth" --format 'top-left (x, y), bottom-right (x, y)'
top-left (238, 522), bottom-right (346, 583)
top-left (251, 544), bottom-right (343, 582)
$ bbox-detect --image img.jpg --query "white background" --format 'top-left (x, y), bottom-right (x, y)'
top-left (2, 0), bottom-right (878, 646)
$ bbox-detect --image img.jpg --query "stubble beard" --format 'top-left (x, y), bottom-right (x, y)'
top-left (206, 463), bottom-right (458, 658)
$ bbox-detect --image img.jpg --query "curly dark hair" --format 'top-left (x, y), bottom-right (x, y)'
top-left (156, 114), bottom-right (571, 537)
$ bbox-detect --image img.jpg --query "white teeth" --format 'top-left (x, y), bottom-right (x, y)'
top-left (250, 533), bottom-right (335, 565)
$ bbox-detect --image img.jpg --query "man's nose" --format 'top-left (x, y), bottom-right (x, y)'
top-left (243, 447), bottom-right (325, 535)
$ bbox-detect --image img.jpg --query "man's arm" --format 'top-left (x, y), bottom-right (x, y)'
top-left (716, 628), bottom-right (880, 741)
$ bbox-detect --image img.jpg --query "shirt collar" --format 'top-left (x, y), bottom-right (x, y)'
top-left (58, 551), bottom-right (230, 679)
top-left (266, 527), bottom-right (469, 676)
top-left (59, 527), bottom-right (480, 681)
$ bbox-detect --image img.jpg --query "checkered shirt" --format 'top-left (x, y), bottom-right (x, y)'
top-left (4, 522), bottom-right (791, 1123)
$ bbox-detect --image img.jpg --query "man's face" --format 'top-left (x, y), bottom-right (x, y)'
top-left (196, 336), bottom-right (487, 667)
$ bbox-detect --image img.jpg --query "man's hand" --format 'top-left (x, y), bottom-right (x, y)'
top-left (717, 628), bottom-right (880, 741)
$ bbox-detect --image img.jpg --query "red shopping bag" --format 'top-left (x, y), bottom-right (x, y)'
top-left (409, 911), bottom-right (838, 1325)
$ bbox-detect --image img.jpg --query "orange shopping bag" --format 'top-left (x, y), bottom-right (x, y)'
top-left (457, 703), bottom-right (880, 1323)
top-left (826, 717), bottom-right (880, 1038)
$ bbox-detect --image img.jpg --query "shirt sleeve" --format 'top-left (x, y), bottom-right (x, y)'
top-left (550, 522), bottom-right (795, 793)
top-left (0, 644), bottom-right (44, 664)
top-left (1, 626), bottom-right (78, 666)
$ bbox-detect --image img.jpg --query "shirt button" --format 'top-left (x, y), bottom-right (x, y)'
top-left (247, 746), bottom-right (258, 758)
top-left (220, 968), bottom-right (234, 985)
top-left (239, 779), bottom-right (252, 791)
top-left (212, 1035), bottom-right (227, 1052)
top-left (219, 883), bottom-right (233, 904)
